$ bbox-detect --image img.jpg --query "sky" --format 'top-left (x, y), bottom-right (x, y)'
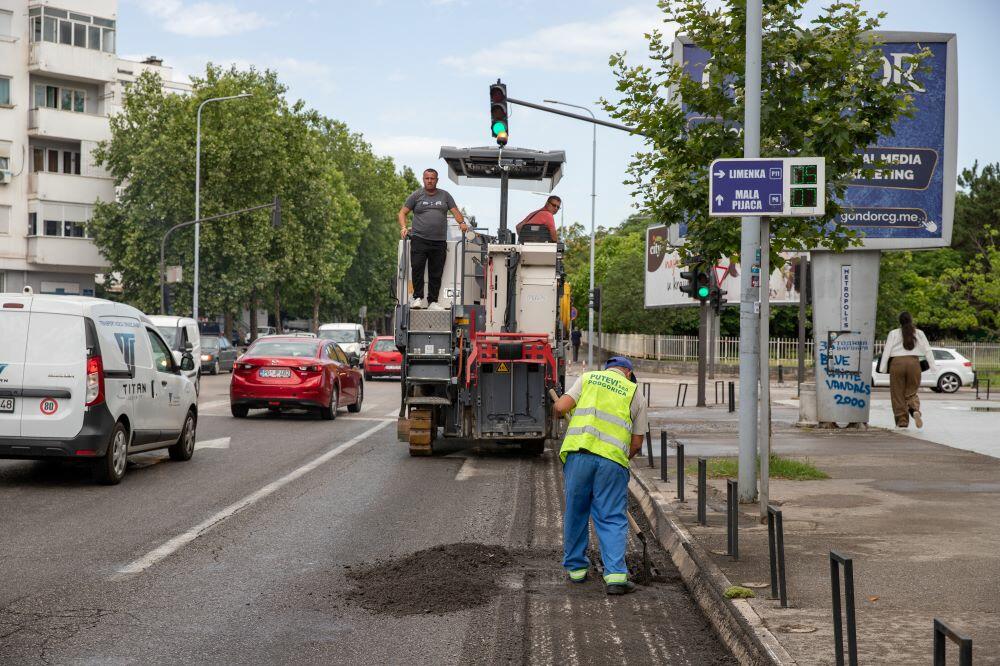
top-left (117, 0), bottom-right (999, 237)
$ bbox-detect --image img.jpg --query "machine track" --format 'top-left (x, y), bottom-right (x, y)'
top-left (407, 407), bottom-right (435, 456)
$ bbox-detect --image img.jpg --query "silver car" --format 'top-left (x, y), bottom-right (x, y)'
top-left (871, 347), bottom-right (976, 393)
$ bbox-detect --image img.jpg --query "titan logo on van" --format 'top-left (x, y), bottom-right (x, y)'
top-left (117, 382), bottom-right (149, 400)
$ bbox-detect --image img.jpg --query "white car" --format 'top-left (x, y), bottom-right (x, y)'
top-left (871, 347), bottom-right (976, 394)
top-left (0, 293), bottom-right (198, 484)
top-left (317, 323), bottom-right (367, 356)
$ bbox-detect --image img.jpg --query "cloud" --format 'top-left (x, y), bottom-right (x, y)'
top-left (442, 5), bottom-right (668, 74)
top-left (138, 0), bottom-right (269, 37)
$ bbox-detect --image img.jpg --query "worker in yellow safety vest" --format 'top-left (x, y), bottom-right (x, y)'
top-left (552, 356), bottom-right (648, 595)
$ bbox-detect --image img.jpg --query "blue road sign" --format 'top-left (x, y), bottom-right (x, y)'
top-left (710, 159), bottom-right (785, 215)
top-left (570, 306), bottom-right (578, 320)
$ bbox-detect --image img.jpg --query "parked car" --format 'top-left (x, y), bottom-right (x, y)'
top-left (871, 347), bottom-right (975, 393)
top-left (230, 336), bottom-right (363, 419)
top-left (200, 335), bottom-right (239, 375)
top-left (0, 294), bottom-right (198, 484)
top-left (149, 315), bottom-right (201, 392)
top-left (317, 323), bottom-right (367, 356)
top-left (363, 336), bottom-right (402, 380)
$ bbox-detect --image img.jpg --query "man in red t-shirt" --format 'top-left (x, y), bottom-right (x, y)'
top-left (516, 195), bottom-right (561, 242)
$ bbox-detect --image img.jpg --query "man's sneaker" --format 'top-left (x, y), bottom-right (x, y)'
top-left (606, 580), bottom-right (637, 595)
top-left (427, 301), bottom-right (445, 311)
top-left (410, 297), bottom-right (425, 309)
top-left (913, 411), bottom-right (923, 428)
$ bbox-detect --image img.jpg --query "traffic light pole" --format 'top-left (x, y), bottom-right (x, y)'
top-left (797, 256), bottom-right (808, 391)
top-left (738, 0), bottom-right (762, 505)
top-left (697, 302), bottom-right (708, 407)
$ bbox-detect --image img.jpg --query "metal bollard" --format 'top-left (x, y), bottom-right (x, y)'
top-left (676, 443), bottom-right (685, 502)
top-left (728, 381), bottom-right (735, 413)
top-left (697, 458), bottom-right (707, 526)
top-left (642, 381), bottom-right (651, 406)
top-left (726, 479), bottom-right (738, 560)
top-left (714, 380), bottom-right (725, 404)
top-left (646, 430), bottom-right (653, 468)
top-left (830, 551), bottom-right (858, 666)
top-left (676, 383), bottom-right (689, 407)
top-left (767, 505), bottom-right (788, 607)
top-left (933, 619), bottom-right (972, 666)
top-left (660, 430), bottom-right (668, 482)
top-left (778, 365), bottom-right (784, 384)
top-left (976, 377), bottom-right (991, 401)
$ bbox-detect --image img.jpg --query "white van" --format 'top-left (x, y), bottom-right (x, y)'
top-left (317, 323), bottom-right (367, 356)
top-left (148, 315), bottom-right (201, 391)
top-left (0, 294), bottom-right (198, 484)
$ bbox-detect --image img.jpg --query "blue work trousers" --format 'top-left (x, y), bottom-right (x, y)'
top-left (562, 450), bottom-right (629, 580)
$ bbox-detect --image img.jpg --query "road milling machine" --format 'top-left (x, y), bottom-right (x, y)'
top-left (395, 146), bottom-right (571, 456)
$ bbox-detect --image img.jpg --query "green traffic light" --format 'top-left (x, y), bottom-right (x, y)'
top-left (697, 286), bottom-right (710, 299)
top-left (492, 120), bottom-right (507, 135)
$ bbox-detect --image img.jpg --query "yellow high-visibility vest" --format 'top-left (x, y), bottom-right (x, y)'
top-left (560, 370), bottom-right (635, 468)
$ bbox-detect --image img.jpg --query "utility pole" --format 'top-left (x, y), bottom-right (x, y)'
top-left (697, 301), bottom-right (708, 406)
top-left (797, 255), bottom-right (808, 392)
top-left (738, 0), bottom-right (763, 504)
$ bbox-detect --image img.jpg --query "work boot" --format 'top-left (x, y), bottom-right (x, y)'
top-left (606, 580), bottom-right (637, 595)
top-left (567, 568), bottom-right (588, 584)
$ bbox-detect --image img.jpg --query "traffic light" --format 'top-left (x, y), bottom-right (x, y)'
top-left (271, 196), bottom-right (282, 228)
top-left (792, 257), bottom-right (811, 305)
top-left (591, 286), bottom-right (602, 313)
top-left (709, 269), bottom-right (726, 313)
top-left (679, 261), bottom-right (711, 301)
top-left (490, 80), bottom-right (509, 146)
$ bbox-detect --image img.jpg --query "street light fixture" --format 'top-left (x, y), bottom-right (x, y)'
top-left (193, 92), bottom-right (252, 323)
top-left (544, 99), bottom-right (597, 367)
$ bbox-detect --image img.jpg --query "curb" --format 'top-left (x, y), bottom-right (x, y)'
top-left (629, 471), bottom-right (796, 666)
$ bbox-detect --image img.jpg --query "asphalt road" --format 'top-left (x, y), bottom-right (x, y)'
top-left (0, 374), bottom-right (733, 665)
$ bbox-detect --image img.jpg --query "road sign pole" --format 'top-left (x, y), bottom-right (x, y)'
top-left (759, 217), bottom-right (771, 519)
top-left (738, 0), bottom-right (762, 504)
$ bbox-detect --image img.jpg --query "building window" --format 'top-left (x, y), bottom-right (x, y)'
top-left (0, 77), bottom-right (10, 106)
top-left (45, 218), bottom-right (60, 236)
top-left (31, 8), bottom-right (116, 53)
top-left (47, 149), bottom-right (58, 172)
top-left (37, 203), bottom-right (92, 238)
top-left (32, 148), bottom-right (43, 172)
top-left (0, 206), bottom-right (10, 235)
top-left (0, 10), bottom-right (12, 38)
top-left (64, 221), bottom-right (85, 237)
top-left (28, 212), bottom-right (37, 236)
top-left (33, 84), bottom-right (86, 113)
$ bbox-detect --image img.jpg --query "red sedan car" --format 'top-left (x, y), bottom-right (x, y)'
top-left (363, 336), bottom-right (403, 380)
top-left (230, 336), bottom-right (363, 419)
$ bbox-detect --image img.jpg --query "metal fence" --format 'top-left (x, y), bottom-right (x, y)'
top-left (586, 333), bottom-right (1000, 370)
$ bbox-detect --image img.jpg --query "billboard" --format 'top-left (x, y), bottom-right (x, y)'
top-left (674, 32), bottom-right (957, 250)
top-left (645, 224), bottom-right (803, 308)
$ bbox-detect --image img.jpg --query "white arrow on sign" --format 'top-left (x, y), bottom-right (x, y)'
top-left (715, 194), bottom-right (724, 206)
top-left (714, 170), bottom-right (725, 178)
top-left (195, 437), bottom-right (230, 450)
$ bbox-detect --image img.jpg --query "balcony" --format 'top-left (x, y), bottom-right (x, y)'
top-left (29, 108), bottom-right (111, 143)
top-left (29, 41), bottom-right (116, 84)
top-left (28, 172), bottom-right (115, 204)
top-left (27, 236), bottom-right (109, 271)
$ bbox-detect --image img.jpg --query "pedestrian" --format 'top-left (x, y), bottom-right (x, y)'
top-left (877, 311), bottom-right (936, 428)
top-left (552, 356), bottom-right (647, 595)
top-left (515, 195), bottom-right (560, 242)
top-left (571, 328), bottom-right (582, 363)
top-left (398, 168), bottom-right (467, 310)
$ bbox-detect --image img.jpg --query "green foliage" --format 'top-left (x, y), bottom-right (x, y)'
top-left (89, 64), bottom-right (413, 328)
top-left (724, 586), bottom-right (755, 599)
top-left (687, 455), bottom-right (828, 481)
top-left (602, 0), bottom-right (926, 265)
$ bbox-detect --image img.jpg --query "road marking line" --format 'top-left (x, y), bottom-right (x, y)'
top-left (340, 416), bottom-right (394, 422)
top-left (195, 437), bottom-right (230, 450)
top-left (198, 399), bottom-right (230, 409)
top-left (385, 407), bottom-right (401, 417)
top-left (115, 420), bottom-right (391, 577)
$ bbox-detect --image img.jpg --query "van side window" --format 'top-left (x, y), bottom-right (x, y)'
top-left (147, 328), bottom-right (175, 374)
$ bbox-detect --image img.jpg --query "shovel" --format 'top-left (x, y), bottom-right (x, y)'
top-left (550, 388), bottom-right (653, 584)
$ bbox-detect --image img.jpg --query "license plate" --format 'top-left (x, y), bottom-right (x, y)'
top-left (0, 398), bottom-right (14, 413)
top-left (259, 368), bottom-right (291, 378)
top-left (386, 365), bottom-right (401, 371)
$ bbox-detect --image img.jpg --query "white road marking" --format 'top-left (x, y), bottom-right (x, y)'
top-left (339, 416), bottom-right (395, 422)
top-left (115, 420), bottom-right (391, 577)
top-left (195, 437), bottom-right (230, 450)
top-left (197, 398), bottom-right (230, 410)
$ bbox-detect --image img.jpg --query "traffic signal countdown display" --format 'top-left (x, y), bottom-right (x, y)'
top-left (490, 81), bottom-right (509, 146)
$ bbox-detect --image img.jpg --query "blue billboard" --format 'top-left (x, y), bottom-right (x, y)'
top-left (675, 32), bottom-right (957, 249)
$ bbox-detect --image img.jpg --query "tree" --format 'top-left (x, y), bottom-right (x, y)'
top-left (602, 0), bottom-right (926, 265)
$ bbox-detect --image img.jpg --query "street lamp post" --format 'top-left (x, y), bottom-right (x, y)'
top-left (193, 93), bottom-right (251, 323)
top-left (544, 99), bottom-right (597, 367)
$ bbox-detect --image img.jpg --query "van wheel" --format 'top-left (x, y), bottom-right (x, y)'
top-left (169, 411), bottom-right (197, 461)
top-left (96, 422), bottom-right (129, 485)
top-left (320, 385), bottom-right (338, 420)
top-left (348, 382), bottom-right (363, 413)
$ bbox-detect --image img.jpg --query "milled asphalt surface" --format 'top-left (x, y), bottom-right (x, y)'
top-left (0, 374), bottom-right (734, 665)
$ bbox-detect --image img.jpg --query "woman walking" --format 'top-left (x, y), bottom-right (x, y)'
top-left (877, 312), bottom-right (936, 428)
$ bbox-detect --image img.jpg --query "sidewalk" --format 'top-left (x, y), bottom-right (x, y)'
top-left (630, 413), bottom-right (1000, 664)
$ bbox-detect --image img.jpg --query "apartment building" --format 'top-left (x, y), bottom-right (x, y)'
top-left (0, 1), bottom-right (189, 296)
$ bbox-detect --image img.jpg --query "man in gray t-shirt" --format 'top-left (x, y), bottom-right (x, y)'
top-left (398, 168), bottom-right (467, 310)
